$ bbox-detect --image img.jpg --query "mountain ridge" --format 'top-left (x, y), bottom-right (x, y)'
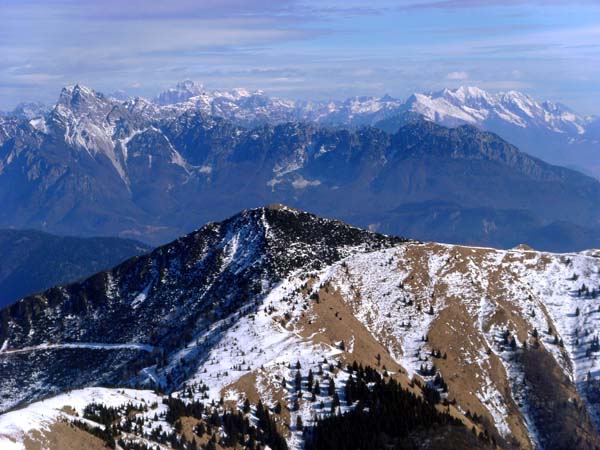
top-left (6, 80), bottom-right (595, 144)
top-left (1, 86), bottom-right (599, 251)
top-left (2, 205), bottom-right (600, 449)
top-left (0, 229), bottom-right (149, 308)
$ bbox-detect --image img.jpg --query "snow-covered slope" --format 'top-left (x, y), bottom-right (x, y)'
top-left (320, 242), bottom-right (600, 449)
top-left (0, 388), bottom-right (164, 450)
top-left (1, 206), bottom-right (600, 449)
top-left (0, 206), bottom-right (403, 410)
top-left (404, 86), bottom-right (589, 135)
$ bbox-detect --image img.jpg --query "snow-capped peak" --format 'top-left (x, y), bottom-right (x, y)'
top-left (155, 79), bottom-right (205, 105)
top-left (407, 86), bottom-right (588, 133)
top-left (445, 85), bottom-right (490, 102)
top-left (54, 84), bottom-right (112, 118)
top-left (59, 84), bottom-right (97, 103)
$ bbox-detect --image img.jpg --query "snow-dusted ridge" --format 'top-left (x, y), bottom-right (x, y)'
top-left (407, 86), bottom-right (590, 135)
top-left (0, 388), bottom-right (164, 450)
top-left (1, 206), bottom-right (600, 449)
top-left (149, 81), bottom-right (596, 137)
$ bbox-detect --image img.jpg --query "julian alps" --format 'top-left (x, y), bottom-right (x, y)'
top-left (152, 80), bottom-right (406, 128)
top-left (388, 86), bottom-right (600, 179)
top-left (152, 81), bottom-right (600, 178)
top-left (2, 206), bottom-right (600, 450)
top-left (154, 80), bottom-right (299, 127)
top-left (400, 86), bottom-right (588, 136)
top-left (1, 83), bottom-right (600, 250)
top-left (0, 101), bottom-right (49, 120)
top-left (152, 81), bottom-right (594, 137)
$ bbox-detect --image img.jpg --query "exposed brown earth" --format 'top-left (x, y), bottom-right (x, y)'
top-left (23, 421), bottom-right (110, 450)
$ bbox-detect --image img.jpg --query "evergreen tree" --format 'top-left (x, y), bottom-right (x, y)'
top-left (328, 379), bottom-right (336, 396)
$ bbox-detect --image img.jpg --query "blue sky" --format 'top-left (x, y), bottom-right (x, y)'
top-left (1, 0), bottom-right (600, 113)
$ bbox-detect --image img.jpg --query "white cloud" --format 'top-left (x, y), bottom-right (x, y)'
top-left (446, 71), bottom-right (469, 80)
top-left (292, 176), bottom-right (321, 189)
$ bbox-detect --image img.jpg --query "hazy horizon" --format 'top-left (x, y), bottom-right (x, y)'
top-left (5, 80), bottom-right (595, 116)
top-left (2, 0), bottom-right (600, 114)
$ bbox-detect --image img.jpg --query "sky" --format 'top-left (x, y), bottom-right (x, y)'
top-left (1, 0), bottom-right (600, 113)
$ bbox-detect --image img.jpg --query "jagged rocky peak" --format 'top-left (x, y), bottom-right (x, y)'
top-left (57, 84), bottom-right (107, 111)
top-left (442, 85), bottom-right (492, 103)
top-left (51, 83), bottom-right (123, 133)
top-left (408, 85), bottom-right (589, 133)
top-left (155, 79), bottom-right (206, 105)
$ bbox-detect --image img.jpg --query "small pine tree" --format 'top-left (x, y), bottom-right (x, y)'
top-left (296, 415), bottom-right (303, 431)
top-left (328, 379), bottom-right (335, 396)
top-left (332, 392), bottom-right (340, 408)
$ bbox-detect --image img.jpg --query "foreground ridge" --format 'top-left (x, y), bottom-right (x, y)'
top-left (1, 206), bottom-right (600, 449)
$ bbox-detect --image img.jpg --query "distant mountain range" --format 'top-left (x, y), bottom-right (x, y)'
top-left (0, 101), bottom-right (50, 121)
top-left (0, 229), bottom-right (149, 308)
top-left (150, 81), bottom-right (600, 178)
top-left (0, 82), bottom-right (599, 250)
top-left (2, 206), bottom-right (600, 449)
top-left (5, 81), bottom-right (598, 177)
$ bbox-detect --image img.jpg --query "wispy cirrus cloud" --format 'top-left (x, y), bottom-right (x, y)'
top-left (398, 0), bottom-right (598, 10)
top-left (0, 0), bottom-right (599, 114)
top-left (446, 71), bottom-right (469, 80)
